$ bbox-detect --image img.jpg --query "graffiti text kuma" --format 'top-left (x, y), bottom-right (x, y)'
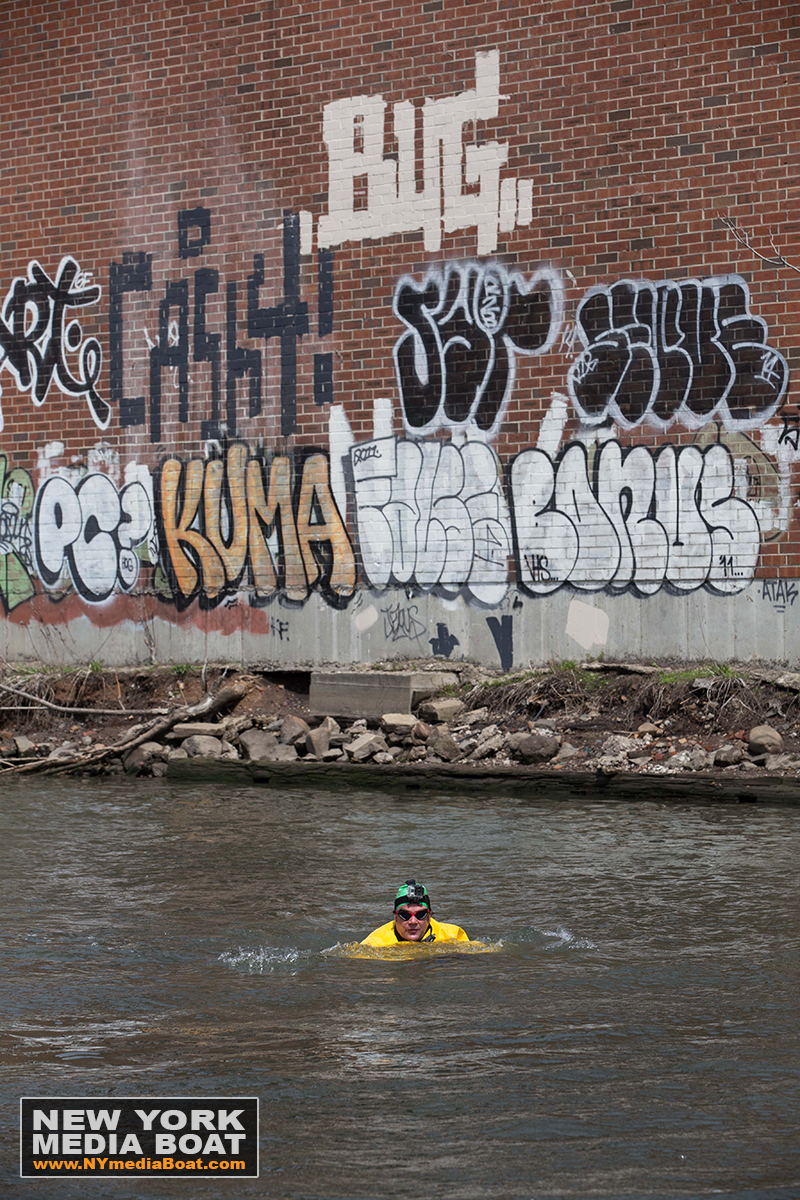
top-left (155, 444), bottom-right (355, 608)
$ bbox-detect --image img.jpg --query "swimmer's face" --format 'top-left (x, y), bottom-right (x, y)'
top-left (394, 904), bottom-right (430, 941)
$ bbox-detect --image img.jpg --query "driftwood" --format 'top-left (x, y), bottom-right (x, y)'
top-left (0, 682), bottom-right (249, 779)
top-left (0, 680), bottom-right (169, 717)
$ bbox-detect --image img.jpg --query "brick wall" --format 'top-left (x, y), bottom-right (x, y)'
top-left (0, 1), bottom-right (798, 667)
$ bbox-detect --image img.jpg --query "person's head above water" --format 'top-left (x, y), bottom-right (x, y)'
top-left (392, 878), bottom-right (432, 941)
top-left (360, 878), bottom-right (469, 946)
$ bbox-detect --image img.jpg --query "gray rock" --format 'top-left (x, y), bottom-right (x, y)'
top-left (602, 734), bottom-right (639, 756)
top-left (345, 732), bottom-right (389, 762)
top-left (714, 743), bottom-right (744, 767)
top-left (259, 743), bottom-right (298, 763)
top-left (596, 753), bottom-right (628, 775)
top-left (306, 726), bottom-right (331, 757)
top-left (318, 715), bottom-right (341, 737)
top-left (169, 721), bottom-right (225, 739)
top-left (455, 707), bottom-right (489, 727)
top-left (220, 740), bottom-right (239, 761)
top-left (151, 762), bottom-right (168, 778)
top-left (637, 722), bottom-right (661, 735)
top-left (47, 741), bottom-right (78, 760)
top-left (13, 735), bottom-right (36, 757)
top-left (166, 747), bottom-right (189, 761)
top-left (507, 731), bottom-right (560, 764)
top-left (475, 723), bottom-right (501, 743)
top-left (181, 735), bottom-right (224, 759)
top-left (280, 715), bottom-right (311, 745)
top-left (667, 748), bottom-right (712, 771)
top-left (380, 712), bottom-right (419, 736)
top-left (426, 727), bottom-right (463, 762)
top-left (748, 724), bottom-right (783, 756)
top-left (321, 748), bottom-right (345, 761)
top-left (468, 732), bottom-right (505, 760)
top-left (373, 751), bottom-right (395, 765)
top-left (775, 672), bottom-right (800, 691)
top-left (239, 729), bottom-right (280, 761)
top-left (764, 753), bottom-right (794, 771)
top-left (554, 742), bottom-right (580, 760)
top-left (418, 697), bottom-right (465, 724)
top-left (123, 741), bottom-right (165, 773)
top-left (408, 745), bottom-right (427, 762)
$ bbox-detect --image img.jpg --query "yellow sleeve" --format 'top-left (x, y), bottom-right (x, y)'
top-left (360, 920), bottom-right (399, 946)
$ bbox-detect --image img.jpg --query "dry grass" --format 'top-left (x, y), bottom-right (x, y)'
top-left (464, 664), bottom-right (604, 721)
top-left (461, 663), bottom-right (795, 734)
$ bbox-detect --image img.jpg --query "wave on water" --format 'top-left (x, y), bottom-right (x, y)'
top-left (219, 946), bottom-right (302, 974)
top-left (540, 924), bottom-right (597, 951)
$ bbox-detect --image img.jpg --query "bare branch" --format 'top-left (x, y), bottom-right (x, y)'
top-left (719, 214), bottom-right (800, 277)
top-left (0, 680), bottom-right (169, 717)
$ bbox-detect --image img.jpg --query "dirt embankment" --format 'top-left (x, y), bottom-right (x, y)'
top-left (0, 659), bottom-right (799, 783)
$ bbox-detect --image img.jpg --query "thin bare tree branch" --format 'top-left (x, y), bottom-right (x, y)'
top-left (719, 214), bottom-right (800, 277)
top-left (0, 680), bottom-right (169, 717)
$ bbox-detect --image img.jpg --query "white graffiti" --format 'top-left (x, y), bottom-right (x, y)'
top-left (317, 51), bottom-right (533, 255)
top-left (34, 473), bottom-right (156, 602)
top-left (566, 275), bottom-right (789, 433)
top-left (510, 440), bottom-right (761, 596)
top-left (393, 261), bottom-right (563, 438)
top-left (351, 435), bottom-right (510, 605)
top-left (0, 256), bottom-right (106, 432)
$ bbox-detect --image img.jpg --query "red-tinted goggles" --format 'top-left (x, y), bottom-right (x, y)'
top-left (396, 908), bottom-right (430, 922)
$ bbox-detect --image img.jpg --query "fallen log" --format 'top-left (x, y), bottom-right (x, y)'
top-left (0, 682), bottom-right (250, 778)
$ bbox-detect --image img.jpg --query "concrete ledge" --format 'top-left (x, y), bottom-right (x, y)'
top-left (308, 670), bottom-right (459, 718)
top-left (165, 756), bottom-right (800, 806)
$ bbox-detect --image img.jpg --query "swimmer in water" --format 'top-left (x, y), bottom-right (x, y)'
top-left (360, 879), bottom-right (470, 946)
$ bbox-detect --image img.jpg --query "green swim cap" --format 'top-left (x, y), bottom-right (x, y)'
top-left (394, 879), bottom-right (431, 910)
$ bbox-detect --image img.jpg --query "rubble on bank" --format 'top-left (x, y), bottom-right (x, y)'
top-left (0, 660), bottom-right (799, 786)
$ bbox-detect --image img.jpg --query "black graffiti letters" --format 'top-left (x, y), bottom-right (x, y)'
top-left (0, 257), bottom-right (105, 431)
top-left (178, 206), bottom-right (212, 259)
top-left (393, 262), bottom-right (562, 436)
top-left (224, 279), bottom-right (262, 439)
top-left (778, 409), bottom-right (800, 450)
top-left (112, 211), bottom-right (333, 442)
top-left (430, 622), bottom-right (460, 658)
top-left (486, 613), bottom-right (513, 671)
top-left (110, 252), bottom-right (153, 429)
top-left (567, 275), bottom-right (789, 432)
top-left (761, 579), bottom-right (799, 612)
top-left (193, 267), bottom-right (222, 439)
top-left (314, 248), bottom-right (334, 406)
top-left (248, 213), bottom-right (309, 438)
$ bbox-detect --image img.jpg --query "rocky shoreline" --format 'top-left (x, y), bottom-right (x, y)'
top-left (0, 660), bottom-right (799, 804)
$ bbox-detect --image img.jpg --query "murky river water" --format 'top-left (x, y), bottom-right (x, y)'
top-left (1, 779), bottom-right (799, 1199)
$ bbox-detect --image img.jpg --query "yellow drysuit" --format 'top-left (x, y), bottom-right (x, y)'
top-left (361, 917), bottom-right (470, 946)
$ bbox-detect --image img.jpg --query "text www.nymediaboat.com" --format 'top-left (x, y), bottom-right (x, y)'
top-left (33, 1157), bottom-right (246, 1172)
